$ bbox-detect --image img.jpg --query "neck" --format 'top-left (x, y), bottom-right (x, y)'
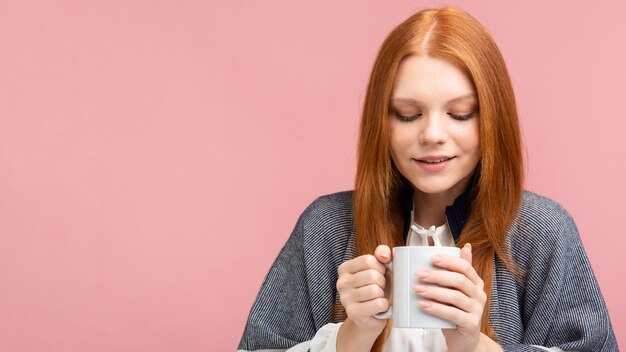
top-left (411, 170), bottom-right (476, 227)
top-left (412, 191), bottom-right (450, 228)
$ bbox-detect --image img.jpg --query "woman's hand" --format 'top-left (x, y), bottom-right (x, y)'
top-left (413, 243), bottom-right (502, 352)
top-left (336, 245), bottom-right (392, 333)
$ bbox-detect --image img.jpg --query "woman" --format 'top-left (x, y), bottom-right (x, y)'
top-left (238, 6), bottom-right (617, 352)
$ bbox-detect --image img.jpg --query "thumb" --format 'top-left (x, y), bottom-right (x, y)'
top-left (461, 242), bottom-right (473, 264)
top-left (374, 244), bottom-right (392, 264)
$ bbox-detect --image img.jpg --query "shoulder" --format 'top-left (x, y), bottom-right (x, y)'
top-left (517, 190), bottom-right (577, 229)
top-left (507, 191), bottom-right (581, 262)
top-left (299, 190), bottom-right (354, 226)
top-left (516, 190), bottom-right (578, 235)
top-left (298, 190), bottom-right (357, 277)
top-left (296, 189), bottom-right (355, 245)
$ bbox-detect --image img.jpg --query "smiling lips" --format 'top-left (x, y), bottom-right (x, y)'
top-left (414, 156), bottom-right (455, 171)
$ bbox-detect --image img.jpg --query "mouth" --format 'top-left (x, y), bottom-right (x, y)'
top-left (416, 156), bottom-right (456, 164)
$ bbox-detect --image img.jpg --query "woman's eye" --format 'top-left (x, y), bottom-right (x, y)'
top-left (448, 111), bottom-right (476, 121)
top-left (394, 112), bottom-right (422, 122)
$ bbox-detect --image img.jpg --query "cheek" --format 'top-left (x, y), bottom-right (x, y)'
top-left (388, 123), bottom-right (415, 151)
top-left (453, 122), bottom-right (480, 154)
top-left (467, 140), bottom-right (481, 166)
top-left (468, 125), bottom-right (481, 155)
top-left (464, 134), bottom-right (480, 155)
top-left (388, 123), bottom-right (414, 168)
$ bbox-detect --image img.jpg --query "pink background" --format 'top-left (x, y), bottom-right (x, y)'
top-left (0, 1), bottom-right (624, 351)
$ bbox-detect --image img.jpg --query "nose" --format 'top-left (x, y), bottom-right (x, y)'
top-left (419, 113), bottom-right (448, 144)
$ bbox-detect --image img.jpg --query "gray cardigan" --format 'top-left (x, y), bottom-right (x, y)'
top-left (238, 190), bottom-right (618, 351)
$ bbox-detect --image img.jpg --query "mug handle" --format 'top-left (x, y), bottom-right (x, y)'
top-left (373, 262), bottom-right (393, 319)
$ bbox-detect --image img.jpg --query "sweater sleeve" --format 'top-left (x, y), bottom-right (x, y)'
top-left (497, 201), bottom-right (618, 352)
top-left (237, 210), bottom-right (318, 351)
top-left (237, 193), bottom-right (351, 351)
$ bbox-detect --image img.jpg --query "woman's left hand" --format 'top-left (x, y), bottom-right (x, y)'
top-left (413, 243), bottom-right (502, 352)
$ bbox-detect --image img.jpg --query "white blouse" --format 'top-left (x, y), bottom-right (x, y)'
top-left (286, 221), bottom-right (454, 352)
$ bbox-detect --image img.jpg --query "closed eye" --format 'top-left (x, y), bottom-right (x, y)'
top-left (393, 111), bottom-right (422, 122)
top-left (448, 112), bottom-right (476, 121)
top-left (391, 110), bottom-right (476, 122)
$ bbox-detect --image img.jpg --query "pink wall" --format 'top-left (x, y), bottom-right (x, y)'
top-left (0, 1), bottom-right (624, 351)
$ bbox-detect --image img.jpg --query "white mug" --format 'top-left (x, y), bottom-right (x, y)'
top-left (373, 246), bottom-right (461, 328)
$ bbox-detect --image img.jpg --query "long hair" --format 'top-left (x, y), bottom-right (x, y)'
top-left (353, 7), bottom-right (523, 349)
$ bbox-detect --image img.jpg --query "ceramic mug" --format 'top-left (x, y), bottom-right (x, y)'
top-left (373, 246), bottom-right (461, 328)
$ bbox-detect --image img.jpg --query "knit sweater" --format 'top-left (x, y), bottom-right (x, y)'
top-left (238, 190), bottom-right (618, 351)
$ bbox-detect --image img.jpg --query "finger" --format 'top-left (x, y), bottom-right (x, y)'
top-left (351, 283), bottom-right (386, 302)
top-left (416, 269), bottom-right (484, 300)
top-left (339, 254), bottom-right (386, 275)
top-left (461, 243), bottom-right (472, 264)
top-left (351, 268), bottom-right (386, 289)
top-left (361, 297), bottom-right (391, 317)
top-left (429, 252), bottom-right (483, 287)
top-left (342, 297), bottom-right (390, 322)
top-left (413, 284), bottom-right (478, 313)
top-left (374, 245), bottom-right (392, 264)
top-left (418, 300), bottom-right (480, 330)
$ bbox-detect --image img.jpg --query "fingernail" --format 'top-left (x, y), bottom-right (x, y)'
top-left (419, 301), bottom-right (432, 308)
top-left (416, 269), bottom-right (430, 279)
top-left (380, 253), bottom-right (389, 260)
top-left (431, 255), bottom-right (443, 264)
top-left (414, 285), bottom-right (427, 293)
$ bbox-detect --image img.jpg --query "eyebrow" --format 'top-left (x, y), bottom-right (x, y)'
top-left (390, 94), bottom-right (476, 105)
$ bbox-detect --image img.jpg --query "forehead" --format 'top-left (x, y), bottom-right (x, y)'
top-left (392, 55), bottom-right (475, 102)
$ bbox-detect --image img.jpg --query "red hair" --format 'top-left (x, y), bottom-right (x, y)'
top-left (353, 7), bottom-right (523, 350)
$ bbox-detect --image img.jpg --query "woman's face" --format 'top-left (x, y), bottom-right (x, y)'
top-left (388, 55), bottom-right (481, 200)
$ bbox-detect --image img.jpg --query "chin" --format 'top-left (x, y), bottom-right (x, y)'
top-left (416, 187), bottom-right (451, 195)
top-left (411, 181), bottom-right (453, 195)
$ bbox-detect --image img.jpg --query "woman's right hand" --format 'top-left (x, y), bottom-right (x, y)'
top-left (336, 245), bottom-right (392, 332)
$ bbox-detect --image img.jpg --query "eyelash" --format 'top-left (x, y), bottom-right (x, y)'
top-left (394, 111), bottom-right (476, 122)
